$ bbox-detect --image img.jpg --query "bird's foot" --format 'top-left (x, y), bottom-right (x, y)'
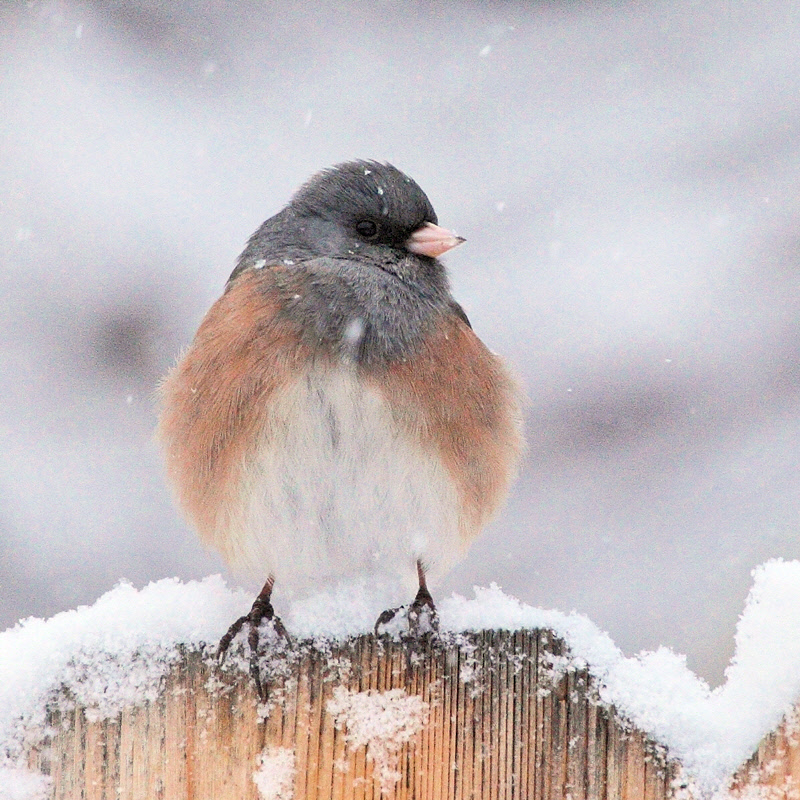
top-left (374, 586), bottom-right (439, 638)
top-left (217, 595), bottom-right (287, 700)
top-left (408, 585), bottom-right (439, 634)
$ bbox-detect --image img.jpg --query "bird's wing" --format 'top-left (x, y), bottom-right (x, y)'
top-left (370, 312), bottom-right (524, 541)
top-left (157, 268), bottom-right (309, 545)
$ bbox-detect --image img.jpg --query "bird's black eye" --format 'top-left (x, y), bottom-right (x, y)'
top-left (355, 220), bottom-right (378, 239)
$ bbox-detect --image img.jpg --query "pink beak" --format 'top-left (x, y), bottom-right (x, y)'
top-left (405, 222), bottom-right (466, 258)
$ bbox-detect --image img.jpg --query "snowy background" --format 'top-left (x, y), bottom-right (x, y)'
top-left (2, 0), bottom-right (800, 686)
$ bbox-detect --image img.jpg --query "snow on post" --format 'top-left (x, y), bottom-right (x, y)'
top-left (22, 630), bottom-right (678, 800)
top-left (2, 561), bottom-right (800, 798)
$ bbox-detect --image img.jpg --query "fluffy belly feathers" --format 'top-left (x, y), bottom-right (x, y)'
top-left (220, 367), bottom-right (463, 591)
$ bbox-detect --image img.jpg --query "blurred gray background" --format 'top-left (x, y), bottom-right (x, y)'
top-left (2, 0), bottom-right (800, 686)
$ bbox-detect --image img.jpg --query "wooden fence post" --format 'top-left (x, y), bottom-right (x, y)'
top-left (729, 705), bottom-right (800, 800)
top-left (27, 630), bottom-right (683, 800)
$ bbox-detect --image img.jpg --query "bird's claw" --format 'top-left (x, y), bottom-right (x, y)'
top-left (374, 586), bottom-right (439, 638)
top-left (408, 587), bottom-right (439, 634)
top-left (217, 596), bottom-right (286, 700)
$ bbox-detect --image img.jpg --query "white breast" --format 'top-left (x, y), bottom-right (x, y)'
top-left (217, 365), bottom-right (463, 598)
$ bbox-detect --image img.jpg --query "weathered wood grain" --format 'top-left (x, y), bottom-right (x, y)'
top-left (730, 706), bottom-right (800, 800)
top-left (28, 630), bottom-right (682, 800)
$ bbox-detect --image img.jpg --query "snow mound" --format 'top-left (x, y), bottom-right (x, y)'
top-left (0, 576), bottom-right (248, 767)
top-left (0, 767), bottom-right (50, 800)
top-left (328, 687), bottom-right (429, 791)
top-left (253, 746), bottom-right (296, 800)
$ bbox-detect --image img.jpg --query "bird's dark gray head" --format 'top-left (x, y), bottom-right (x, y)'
top-left (292, 160), bottom-right (438, 248)
top-left (232, 161), bottom-right (463, 286)
top-left (229, 160), bottom-right (470, 363)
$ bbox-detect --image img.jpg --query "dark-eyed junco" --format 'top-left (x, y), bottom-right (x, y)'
top-left (157, 161), bottom-right (523, 678)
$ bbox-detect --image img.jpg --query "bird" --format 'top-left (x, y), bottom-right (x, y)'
top-left (157, 160), bottom-right (524, 685)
